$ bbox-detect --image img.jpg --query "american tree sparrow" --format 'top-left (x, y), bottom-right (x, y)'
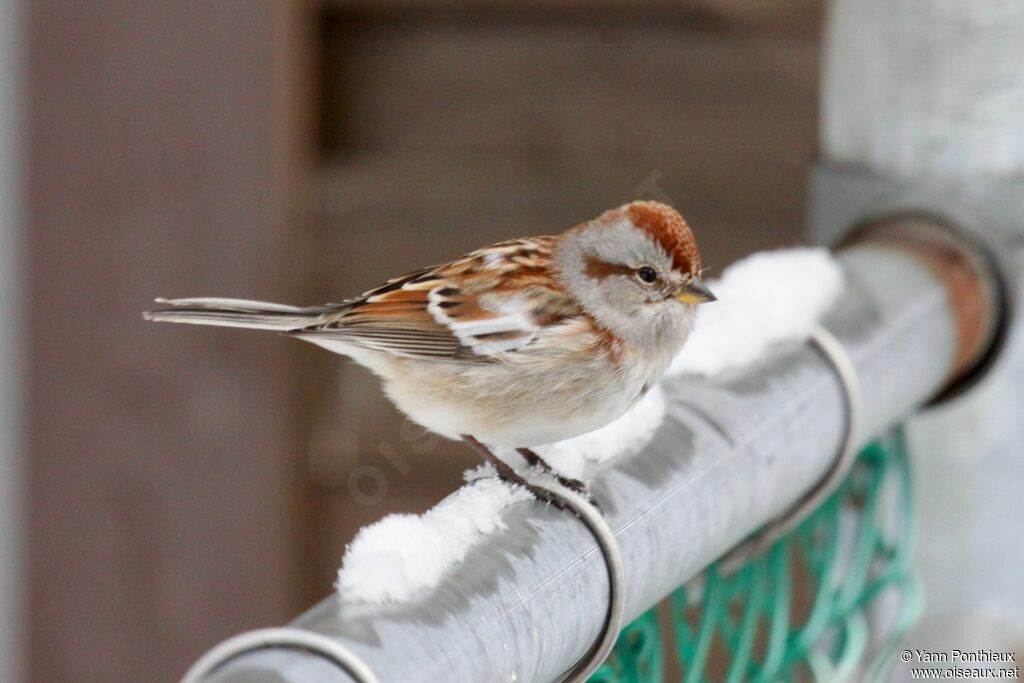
top-left (145, 201), bottom-right (715, 498)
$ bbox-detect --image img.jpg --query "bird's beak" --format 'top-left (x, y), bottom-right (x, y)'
top-left (675, 278), bottom-right (717, 305)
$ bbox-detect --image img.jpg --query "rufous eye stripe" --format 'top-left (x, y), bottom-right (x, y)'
top-left (583, 255), bottom-right (633, 280)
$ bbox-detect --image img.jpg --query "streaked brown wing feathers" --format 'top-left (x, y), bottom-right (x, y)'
top-left (290, 236), bottom-right (578, 360)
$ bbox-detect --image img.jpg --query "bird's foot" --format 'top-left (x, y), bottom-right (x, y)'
top-left (516, 448), bottom-right (599, 511)
top-left (543, 474), bottom-right (599, 511)
top-left (463, 437), bottom-right (601, 513)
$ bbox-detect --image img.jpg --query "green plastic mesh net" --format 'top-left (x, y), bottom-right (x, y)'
top-left (590, 430), bottom-right (921, 683)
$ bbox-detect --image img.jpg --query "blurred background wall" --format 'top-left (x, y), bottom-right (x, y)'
top-left (16, 1), bottom-right (820, 680)
top-left (1, 0), bottom-right (24, 680)
top-left (25, 3), bottom-right (304, 681)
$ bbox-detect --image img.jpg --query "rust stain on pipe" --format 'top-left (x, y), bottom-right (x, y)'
top-left (843, 215), bottom-right (1005, 402)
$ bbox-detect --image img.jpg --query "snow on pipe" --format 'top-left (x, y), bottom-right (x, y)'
top-left (199, 218), bottom-right (1005, 683)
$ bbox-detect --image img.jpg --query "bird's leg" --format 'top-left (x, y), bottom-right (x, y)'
top-left (516, 448), bottom-right (592, 499)
top-left (462, 435), bottom-right (528, 487)
top-left (462, 435), bottom-right (569, 511)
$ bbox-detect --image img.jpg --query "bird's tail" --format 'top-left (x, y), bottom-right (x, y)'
top-left (143, 297), bottom-right (331, 331)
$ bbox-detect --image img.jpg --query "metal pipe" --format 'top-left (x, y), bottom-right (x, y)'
top-left (199, 220), bottom-right (1004, 683)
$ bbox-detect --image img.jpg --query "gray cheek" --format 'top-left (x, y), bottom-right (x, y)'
top-left (604, 276), bottom-right (639, 304)
top-left (642, 282), bottom-right (672, 305)
top-left (633, 286), bottom-right (664, 311)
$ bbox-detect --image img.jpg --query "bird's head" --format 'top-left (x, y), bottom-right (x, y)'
top-left (556, 200), bottom-right (715, 348)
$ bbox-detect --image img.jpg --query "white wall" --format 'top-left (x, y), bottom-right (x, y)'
top-left (822, 1), bottom-right (1024, 179)
top-left (821, 0), bottom-right (1024, 675)
top-left (0, 0), bottom-right (24, 680)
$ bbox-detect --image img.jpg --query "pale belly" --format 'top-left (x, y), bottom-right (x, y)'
top-left (379, 356), bottom-right (651, 447)
top-left (305, 333), bottom-right (674, 448)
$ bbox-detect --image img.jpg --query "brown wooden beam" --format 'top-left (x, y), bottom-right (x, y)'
top-left (25, 2), bottom-right (310, 680)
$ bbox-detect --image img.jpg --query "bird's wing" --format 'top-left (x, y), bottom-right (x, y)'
top-left (291, 236), bottom-right (580, 361)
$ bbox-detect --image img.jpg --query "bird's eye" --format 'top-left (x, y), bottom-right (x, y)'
top-left (636, 266), bottom-right (659, 284)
